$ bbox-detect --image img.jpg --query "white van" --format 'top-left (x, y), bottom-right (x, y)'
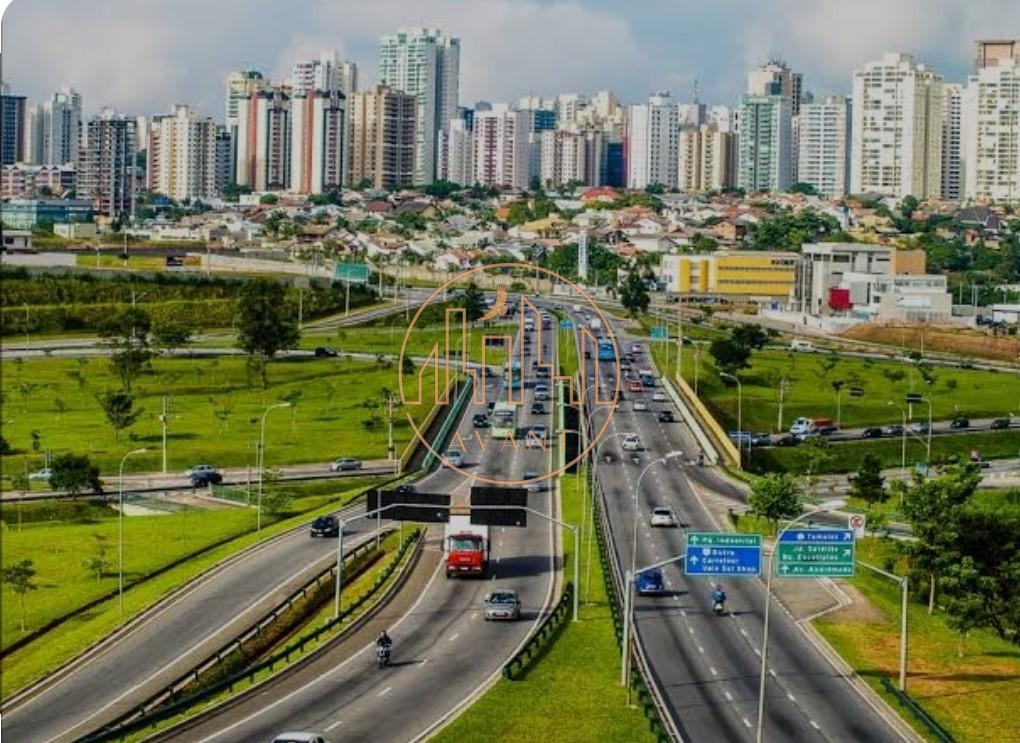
top-left (790, 340), bottom-right (815, 352)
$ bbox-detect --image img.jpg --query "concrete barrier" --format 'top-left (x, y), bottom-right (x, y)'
top-left (673, 372), bottom-right (741, 468)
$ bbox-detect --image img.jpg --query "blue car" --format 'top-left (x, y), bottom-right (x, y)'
top-left (635, 568), bottom-right (666, 596)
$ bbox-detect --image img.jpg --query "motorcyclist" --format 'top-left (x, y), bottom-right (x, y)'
top-left (697, 451), bottom-right (706, 466)
top-left (710, 584), bottom-right (727, 613)
top-left (376, 630), bottom-right (392, 651)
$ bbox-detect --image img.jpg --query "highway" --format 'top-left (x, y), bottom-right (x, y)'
top-left (159, 314), bottom-right (561, 742)
top-left (575, 310), bottom-right (906, 742)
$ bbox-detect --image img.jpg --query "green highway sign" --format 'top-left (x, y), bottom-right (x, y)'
top-left (687, 532), bottom-right (762, 547)
top-left (333, 262), bottom-right (370, 284)
top-left (775, 529), bottom-right (855, 578)
top-left (685, 532), bottom-right (762, 576)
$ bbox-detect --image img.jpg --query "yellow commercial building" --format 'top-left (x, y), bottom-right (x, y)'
top-left (661, 251), bottom-right (799, 299)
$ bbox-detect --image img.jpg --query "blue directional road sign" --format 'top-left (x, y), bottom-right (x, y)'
top-left (650, 325), bottom-right (669, 341)
top-left (684, 532), bottom-right (762, 576)
top-left (776, 529), bottom-right (855, 577)
top-left (559, 319), bottom-right (573, 329)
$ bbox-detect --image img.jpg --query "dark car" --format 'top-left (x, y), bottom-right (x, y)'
top-left (775, 434), bottom-right (800, 447)
top-left (313, 346), bottom-right (339, 358)
top-left (486, 402), bottom-right (496, 414)
top-left (991, 417), bottom-right (1012, 430)
top-left (190, 469), bottom-right (223, 487)
top-left (310, 515), bottom-right (339, 538)
top-left (394, 483), bottom-right (416, 496)
top-left (862, 427), bottom-right (884, 439)
top-left (950, 418), bottom-right (970, 429)
top-left (531, 402), bottom-right (545, 415)
top-left (473, 413), bottom-right (489, 428)
top-left (750, 432), bottom-right (772, 447)
top-left (657, 410), bottom-right (674, 423)
top-left (883, 424), bottom-right (904, 437)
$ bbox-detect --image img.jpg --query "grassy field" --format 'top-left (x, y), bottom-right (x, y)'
top-left (75, 254), bottom-right (173, 271)
top-left (558, 325), bottom-right (579, 380)
top-left (0, 480), bottom-right (380, 698)
top-left (300, 322), bottom-right (514, 366)
top-left (434, 472), bottom-right (656, 743)
top-left (1, 353), bottom-right (444, 477)
top-left (843, 323), bottom-right (1020, 363)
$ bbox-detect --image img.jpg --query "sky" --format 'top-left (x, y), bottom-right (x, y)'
top-left (2, 0), bottom-right (1020, 117)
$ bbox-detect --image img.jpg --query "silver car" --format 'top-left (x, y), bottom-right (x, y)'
top-left (484, 589), bottom-right (521, 620)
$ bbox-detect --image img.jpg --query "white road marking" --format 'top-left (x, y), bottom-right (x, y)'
top-left (724, 691), bottom-right (734, 701)
top-left (448, 633), bottom-right (460, 642)
top-left (710, 666), bottom-right (718, 676)
top-left (739, 628), bottom-right (748, 637)
top-left (688, 627), bottom-right (694, 635)
top-left (697, 645), bottom-right (704, 654)
top-left (679, 609), bottom-right (686, 615)
top-left (377, 686), bottom-right (392, 697)
top-left (754, 648), bottom-right (761, 657)
top-left (769, 668), bottom-right (777, 678)
top-left (673, 595), bottom-right (680, 602)
top-left (325, 720), bottom-right (343, 732)
top-left (742, 717), bottom-right (752, 728)
top-left (419, 658), bottom-right (430, 667)
top-left (787, 693), bottom-right (797, 702)
top-left (810, 720), bottom-right (821, 730)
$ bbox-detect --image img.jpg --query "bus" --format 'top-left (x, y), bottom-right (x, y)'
top-left (491, 402), bottom-right (518, 439)
top-left (597, 339), bottom-right (615, 362)
top-left (502, 360), bottom-right (522, 389)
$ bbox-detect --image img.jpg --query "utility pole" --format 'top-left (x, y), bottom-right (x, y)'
top-left (777, 377), bottom-right (790, 432)
top-left (345, 278), bottom-right (351, 316)
top-left (159, 397), bottom-right (169, 473)
top-left (298, 288), bottom-right (303, 330)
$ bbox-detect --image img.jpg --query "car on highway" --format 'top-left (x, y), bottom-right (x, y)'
top-left (313, 346), bottom-right (339, 358)
top-left (775, 434), bottom-right (799, 447)
top-left (473, 413), bottom-right (489, 428)
top-left (883, 424), bottom-right (904, 436)
top-left (483, 589), bottom-right (521, 621)
top-left (950, 417), bottom-right (970, 429)
top-left (630, 343), bottom-right (642, 354)
top-left (531, 402), bottom-right (545, 415)
top-left (526, 425), bottom-right (548, 448)
top-left (652, 391), bottom-right (667, 402)
top-left (635, 567), bottom-right (666, 595)
top-left (310, 515), bottom-right (339, 538)
top-left (658, 409), bottom-right (674, 423)
top-left (910, 422), bottom-right (931, 434)
top-left (750, 432), bottom-right (771, 447)
top-left (27, 467), bottom-right (52, 482)
top-left (633, 399), bottom-right (649, 412)
top-left (523, 470), bottom-right (541, 492)
top-left (728, 430), bottom-right (753, 447)
top-left (330, 457), bottom-right (362, 472)
top-left (622, 434), bottom-right (641, 451)
top-left (272, 734), bottom-right (327, 743)
top-left (190, 469), bottom-right (223, 487)
top-left (444, 448), bottom-right (464, 467)
top-left (395, 483), bottom-right (416, 496)
top-left (650, 506), bottom-right (677, 527)
top-left (184, 464), bottom-right (218, 478)
top-left (534, 384), bottom-right (549, 401)
top-left (862, 427), bottom-right (884, 439)
top-left (991, 417), bottom-right (1012, 430)
top-left (627, 380), bottom-right (643, 393)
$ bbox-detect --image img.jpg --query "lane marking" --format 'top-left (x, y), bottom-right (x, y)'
top-left (742, 717), bottom-right (752, 728)
top-left (419, 658), bottom-right (430, 667)
top-left (769, 668), bottom-right (777, 678)
top-left (810, 720), bottom-right (821, 730)
top-left (787, 693), bottom-right (797, 702)
top-left (710, 666), bottom-right (718, 676)
top-left (377, 686), bottom-right (392, 697)
top-left (325, 720), bottom-right (343, 732)
top-left (724, 691), bottom-right (734, 701)
top-left (697, 645), bottom-right (704, 654)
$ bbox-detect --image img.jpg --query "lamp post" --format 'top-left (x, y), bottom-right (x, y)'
top-left (920, 395), bottom-right (933, 462)
top-left (118, 447), bottom-right (148, 613)
top-left (756, 500), bottom-right (843, 743)
top-left (622, 553), bottom-right (686, 691)
top-left (887, 401), bottom-right (907, 477)
top-left (257, 402), bottom-right (291, 533)
top-left (622, 451), bottom-right (685, 686)
top-left (719, 372), bottom-right (743, 460)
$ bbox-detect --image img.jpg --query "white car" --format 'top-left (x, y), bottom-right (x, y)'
top-left (272, 734), bottom-right (327, 743)
top-left (526, 426), bottom-right (548, 449)
top-left (27, 467), bottom-right (52, 482)
top-left (633, 399), bottom-right (649, 412)
top-left (444, 448), bottom-right (465, 467)
top-left (631, 343), bottom-right (642, 354)
top-left (652, 391), bottom-right (666, 402)
top-left (650, 506), bottom-right (677, 527)
top-left (622, 434), bottom-right (641, 452)
top-left (534, 384), bottom-right (549, 401)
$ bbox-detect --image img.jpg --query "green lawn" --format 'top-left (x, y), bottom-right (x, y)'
top-left (1, 354), bottom-right (440, 477)
top-left (309, 322), bottom-right (514, 367)
top-left (434, 472), bottom-right (657, 743)
top-left (558, 325), bottom-right (579, 380)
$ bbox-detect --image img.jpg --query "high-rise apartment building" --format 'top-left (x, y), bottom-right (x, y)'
top-left (234, 87), bottom-right (292, 191)
top-left (349, 84), bottom-right (417, 190)
top-left (737, 94), bottom-right (793, 192)
top-left (224, 70), bottom-right (267, 180)
top-left (24, 87), bottom-right (82, 167)
top-left (290, 90), bottom-right (347, 194)
top-left (796, 96), bottom-right (851, 198)
top-left (747, 60), bottom-right (804, 115)
top-left (941, 84), bottom-right (963, 201)
top-left (291, 52), bottom-right (358, 95)
top-left (962, 55), bottom-right (1020, 203)
top-left (147, 105), bottom-right (226, 201)
top-left (626, 92), bottom-right (678, 190)
top-left (77, 108), bottom-right (136, 216)
top-left (850, 52), bottom-right (943, 199)
top-left (472, 105), bottom-right (529, 190)
top-left (678, 124), bottom-right (735, 192)
top-left (1, 91), bottom-right (27, 165)
top-left (378, 26), bottom-right (460, 185)
top-left (539, 129), bottom-right (587, 187)
top-left (437, 117), bottom-right (473, 185)
top-left (974, 39), bottom-right (1020, 71)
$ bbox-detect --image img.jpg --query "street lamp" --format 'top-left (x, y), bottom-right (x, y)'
top-left (622, 450), bottom-right (685, 686)
top-left (257, 402), bottom-right (291, 533)
top-left (920, 396), bottom-right (933, 462)
top-left (755, 499), bottom-right (844, 743)
top-left (118, 447), bottom-right (148, 613)
top-left (719, 372), bottom-right (743, 460)
top-left (887, 402), bottom-right (907, 475)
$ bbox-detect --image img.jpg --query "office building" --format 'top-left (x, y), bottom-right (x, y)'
top-left (349, 84), bottom-right (417, 190)
top-left (1, 90), bottom-right (26, 165)
top-left (737, 94), bottom-right (793, 192)
top-left (627, 92), bottom-right (678, 189)
top-left (850, 52), bottom-right (943, 199)
top-left (379, 26), bottom-right (460, 185)
top-left (472, 105), bottom-right (529, 190)
top-left (290, 90), bottom-right (347, 194)
top-left (660, 251), bottom-right (799, 300)
top-left (1, 197), bottom-right (93, 228)
top-left (962, 55), bottom-right (1020, 203)
top-left (147, 105), bottom-right (227, 201)
top-left (748, 60), bottom-right (803, 115)
top-left (941, 84), bottom-right (963, 201)
top-left (77, 108), bottom-right (136, 216)
top-left (678, 124), bottom-right (735, 192)
top-left (796, 96), bottom-right (851, 198)
top-left (437, 117), bottom-right (473, 185)
top-left (234, 87), bottom-right (291, 191)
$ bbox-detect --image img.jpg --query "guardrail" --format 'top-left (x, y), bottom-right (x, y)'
top-left (671, 372), bottom-right (741, 468)
top-left (501, 582), bottom-right (574, 680)
top-left (880, 677), bottom-right (956, 743)
top-left (81, 528), bottom-right (422, 743)
top-left (421, 377), bottom-right (474, 471)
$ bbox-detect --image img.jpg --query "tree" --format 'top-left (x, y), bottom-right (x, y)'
top-left (401, 355), bottom-right (416, 376)
top-left (460, 282), bottom-right (486, 322)
top-left (731, 324), bottom-right (769, 350)
top-left (895, 464), bottom-right (980, 613)
top-left (899, 195), bottom-right (920, 220)
top-left (81, 534), bottom-right (112, 581)
top-left (97, 390), bottom-right (142, 443)
top-left (98, 307), bottom-right (152, 392)
top-left (235, 278), bottom-right (301, 388)
top-left (49, 453), bottom-right (103, 494)
top-left (796, 436), bottom-right (834, 480)
top-left (749, 473), bottom-right (802, 532)
top-left (0, 435), bottom-right (11, 456)
top-left (619, 267), bottom-right (650, 316)
top-left (2, 559), bottom-right (38, 632)
top-left (849, 453), bottom-right (886, 504)
top-left (708, 337), bottom-right (751, 376)
top-left (261, 469), bottom-right (294, 517)
top-left (152, 317), bottom-right (192, 356)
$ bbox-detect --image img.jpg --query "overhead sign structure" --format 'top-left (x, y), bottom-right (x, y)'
top-left (650, 326), bottom-right (669, 341)
top-left (684, 532), bottom-right (763, 576)
top-left (367, 490), bottom-right (450, 523)
top-left (470, 486), bottom-right (528, 527)
top-left (559, 319), bottom-right (573, 329)
top-left (333, 262), bottom-right (370, 284)
top-left (776, 529), bottom-right (855, 578)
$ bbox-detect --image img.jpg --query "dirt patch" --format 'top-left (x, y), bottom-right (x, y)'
top-left (824, 581), bottom-right (887, 623)
top-left (841, 324), bottom-right (1019, 362)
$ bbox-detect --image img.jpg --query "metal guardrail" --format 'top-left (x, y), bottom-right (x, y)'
top-left (880, 677), bottom-right (956, 743)
top-left (501, 583), bottom-right (574, 680)
top-left (81, 529), bottom-right (421, 743)
top-left (421, 377), bottom-right (474, 471)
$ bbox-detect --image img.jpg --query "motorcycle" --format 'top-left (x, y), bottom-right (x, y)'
top-left (377, 644), bottom-right (391, 668)
top-left (712, 600), bottom-right (725, 616)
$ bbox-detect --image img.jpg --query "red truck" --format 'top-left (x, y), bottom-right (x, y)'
top-left (444, 516), bottom-right (489, 578)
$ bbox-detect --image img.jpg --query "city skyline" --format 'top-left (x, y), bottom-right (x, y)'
top-left (4, 0), bottom-right (1020, 118)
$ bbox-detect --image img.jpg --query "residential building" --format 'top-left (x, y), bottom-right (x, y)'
top-left (291, 52), bottom-right (358, 95)
top-left (234, 87), bottom-right (292, 191)
top-left (796, 96), bottom-right (851, 198)
top-left (677, 124), bottom-right (735, 192)
top-left (1, 164), bottom-right (76, 198)
top-left (747, 60), bottom-right (803, 115)
top-left (147, 105), bottom-right (226, 200)
top-left (555, 93), bottom-right (587, 127)
top-left (627, 92), bottom-right (678, 189)
top-left (737, 94), bottom-right (793, 192)
top-left (678, 101), bottom-right (707, 127)
top-left (539, 129), bottom-right (587, 187)
top-left (349, 84), bottom-right (417, 190)
top-left (437, 117), bottom-right (473, 185)
top-left (1, 90), bottom-right (26, 165)
top-left (24, 103), bottom-right (46, 165)
top-left (472, 105), bottom-right (529, 190)
top-left (961, 56), bottom-right (1020, 203)
top-left (26, 87), bottom-right (82, 166)
top-left (1, 198), bottom-right (93, 228)
top-left (582, 130), bottom-right (606, 186)
top-left (378, 26), bottom-right (460, 185)
top-left (660, 251), bottom-right (799, 300)
top-left (974, 39), bottom-right (1020, 71)
top-left (290, 90), bottom-right (347, 194)
top-left (941, 84), bottom-right (963, 201)
top-left (224, 70), bottom-right (267, 177)
top-left (77, 108), bottom-right (136, 216)
top-left (850, 52), bottom-right (943, 199)
top-left (605, 138), bottom-right (625, 187)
